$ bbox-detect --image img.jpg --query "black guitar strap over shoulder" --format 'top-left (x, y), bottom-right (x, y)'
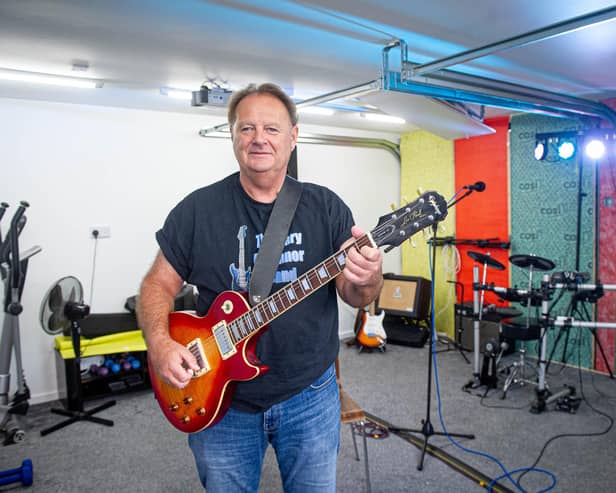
top-left (248, 176), bottom-right (303, 307)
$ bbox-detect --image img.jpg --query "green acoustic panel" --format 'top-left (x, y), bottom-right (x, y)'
top-left (509, 114), bottom-right (594, 368)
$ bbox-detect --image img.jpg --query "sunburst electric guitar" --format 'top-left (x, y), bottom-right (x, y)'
top-left (356, 303), bottom-right (387, 350)
top-left (150, 191), bottom-right (448, 433)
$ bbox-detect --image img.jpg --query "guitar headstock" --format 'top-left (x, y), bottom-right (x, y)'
top-left (370, 191), bottom-right (448, 249)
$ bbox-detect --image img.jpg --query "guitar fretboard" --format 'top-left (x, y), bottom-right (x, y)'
top-left (226, 234), bottom-right (373, 343)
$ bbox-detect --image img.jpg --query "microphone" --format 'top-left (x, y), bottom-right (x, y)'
top-left (464, 181), bottom-right (486, 192)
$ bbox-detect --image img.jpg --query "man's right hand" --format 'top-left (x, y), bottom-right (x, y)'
top-left (148, 336), bottom-right (200, 389)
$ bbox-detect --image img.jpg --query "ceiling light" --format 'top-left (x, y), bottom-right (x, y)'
top-left (362, 113), bottom-right (406, 124)
top-left (160, 87), bottom-right (192, 100)
top-left (585, 139), bottom-right (606, 159)
top-left (0, 68), bottom-right (101, 89)
top-left (297, 106), bottom-right (335, 116)
top-left (557, 139), bottom-right (576, 160)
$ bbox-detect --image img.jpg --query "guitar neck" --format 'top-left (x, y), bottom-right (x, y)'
top-left (224, 234), bottom-right (373, 344)
top-left (220, 190), bottom-right (448, 346)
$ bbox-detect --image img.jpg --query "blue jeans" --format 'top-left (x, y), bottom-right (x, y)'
top-left (188, 364), bottom-right (340, 492)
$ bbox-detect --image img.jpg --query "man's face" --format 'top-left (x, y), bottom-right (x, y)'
top-left (231, 93), bottom-right (298, 178)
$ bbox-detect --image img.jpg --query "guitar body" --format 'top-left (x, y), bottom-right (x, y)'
top-left (356, 310), bottom-right (387, 349)
top-left (149, 291), bottom-right (269, 433)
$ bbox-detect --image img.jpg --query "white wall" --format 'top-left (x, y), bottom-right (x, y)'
top-left (0, 97), bottom-right (400, 403)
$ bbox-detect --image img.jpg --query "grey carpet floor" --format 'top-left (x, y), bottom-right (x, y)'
top-left (2, 338), bottom-right (615, 492)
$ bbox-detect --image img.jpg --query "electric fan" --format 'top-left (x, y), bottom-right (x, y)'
top-left (39, 276), bottom-right (85, 337)
top-left (38, 276), bottom-right (115, 436)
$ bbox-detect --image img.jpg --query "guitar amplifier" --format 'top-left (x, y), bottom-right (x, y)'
top-left (376, 274), bottom-right (431, 321)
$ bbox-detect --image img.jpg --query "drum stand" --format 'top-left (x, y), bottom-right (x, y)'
top-left (500, 263), bottom-right (541, 397)
top-left (501, 340), bottom-right (536, 397)
top-left (546, 286), bottom-right (615, 379)
top-left (528, 277), bottom-right (616, 413)
top-left (463, 255), bottom-right (505, 390)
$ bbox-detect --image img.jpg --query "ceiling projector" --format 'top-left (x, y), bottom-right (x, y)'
top-left (191, 86), bottom-right (232, 106)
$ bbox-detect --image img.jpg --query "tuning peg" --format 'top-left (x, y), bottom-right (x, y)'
top-left (410, 238), bottom-right (417, 248)
top-left (402, 196), bottom-right (409, 204)
top-left (416, 187), bottom-right (424, 196)
top-left (390, 203), bottom-right (398, 211)
top-left (439, 224), bottom-right (446, 233)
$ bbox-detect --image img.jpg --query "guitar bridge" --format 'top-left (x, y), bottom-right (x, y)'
top-left (186, 338), bottom-right (210, 377)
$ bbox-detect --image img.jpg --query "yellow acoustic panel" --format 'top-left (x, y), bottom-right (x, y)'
top-left (400, 130), bottom-right (456, 337)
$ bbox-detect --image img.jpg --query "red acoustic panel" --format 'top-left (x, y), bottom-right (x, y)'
top-left (596, 98), bottom-right (616, 373)
top-left (454, 117), bottom-right (510, 306)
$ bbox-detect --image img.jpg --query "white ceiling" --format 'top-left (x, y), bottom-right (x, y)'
top-left (1, 0), bottom-right (615, 137)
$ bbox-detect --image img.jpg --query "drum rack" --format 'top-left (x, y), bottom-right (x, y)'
top-left (465, 251), bottom-right (616, 413)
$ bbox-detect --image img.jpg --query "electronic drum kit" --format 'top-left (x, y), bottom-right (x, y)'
top-left (464, 250), bottom-right (616, 413)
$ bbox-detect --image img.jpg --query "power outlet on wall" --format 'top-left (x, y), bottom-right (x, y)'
top-left (90, 225), bottom-right (111, 239)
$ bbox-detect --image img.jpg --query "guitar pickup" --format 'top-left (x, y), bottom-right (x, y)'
top-left (186, 338), bottom-right (210, 377)
top-left (213, 321), bottom-right (237, 359)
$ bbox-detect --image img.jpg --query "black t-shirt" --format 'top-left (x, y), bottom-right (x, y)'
top-left (156, 172), bottom-right (354, 412)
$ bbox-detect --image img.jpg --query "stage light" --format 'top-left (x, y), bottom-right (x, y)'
top-left (534, 130), bottom-right (581, 162)
top-left (557, 139), bottom-right (576, 160)
top-left (584, 139), bottom-right (606, 159)
top-left (534, 140), bottom-right (547, 161)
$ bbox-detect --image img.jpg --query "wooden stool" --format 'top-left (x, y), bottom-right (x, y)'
top-left (336, 358), bottom-right (371, 492)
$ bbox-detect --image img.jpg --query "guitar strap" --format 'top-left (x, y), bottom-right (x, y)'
top-left (248, 175), bottom-right (303, 307)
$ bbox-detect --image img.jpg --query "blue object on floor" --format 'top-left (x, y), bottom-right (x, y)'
top-left (0, 458), bottom-right (33, 486)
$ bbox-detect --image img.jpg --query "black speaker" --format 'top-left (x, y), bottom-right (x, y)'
top-left (77, 312), bottom-right (138, 338)
top-left (383, 315), bottom-right (429, 348)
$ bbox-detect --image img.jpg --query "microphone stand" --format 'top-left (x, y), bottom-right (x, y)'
top-left (447, 189), bottom-right (473, 209)
top-left (388, 222), bottom-right (475, 470)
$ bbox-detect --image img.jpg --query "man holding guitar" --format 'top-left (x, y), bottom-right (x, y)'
top-left (137, 83), bottom-right (384, 492)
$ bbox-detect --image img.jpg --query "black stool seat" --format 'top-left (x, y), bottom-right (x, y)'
top-left (500, 317), bottom-right (541, 341)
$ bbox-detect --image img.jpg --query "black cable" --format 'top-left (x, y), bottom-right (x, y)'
top-left (590, 366), bottom-right (616, 401)
top-left (517, 330), bottom-right (614, 488)
top-left (479, 391), bottom-right (534, 410)
top-left (89, 231), bottom-right (99, 307)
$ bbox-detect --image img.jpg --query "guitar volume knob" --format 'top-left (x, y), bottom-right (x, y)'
top-left (169, 403), bottom-right (180, 412)
top-left (197, 407), bottom-right (206, 416)
top-left (183, 396), bottom-right (193, 405)
top-left (181, 416), bottom-right (191, 424)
